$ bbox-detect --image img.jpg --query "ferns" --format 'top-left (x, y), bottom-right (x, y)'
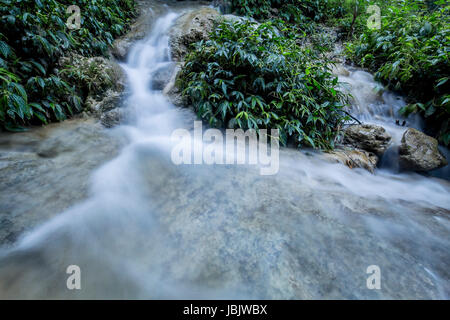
top-left (179, 20), bottom-right (349, 149)
top-left (0, 0), bottom-right (136, 130)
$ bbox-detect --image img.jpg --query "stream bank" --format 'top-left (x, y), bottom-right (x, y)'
top-left (0, 0), bottom-right (448, 299)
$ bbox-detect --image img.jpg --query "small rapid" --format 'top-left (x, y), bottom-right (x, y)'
top-left (0, 9), bottom-right (449, 299)
top-left (337, 67), bottom-right (449, 178)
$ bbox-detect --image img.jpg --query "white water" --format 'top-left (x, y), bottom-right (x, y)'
top-left (338, 67), bottom-right (449, 177)
top-left (0, 11), bottom-right (449, 299)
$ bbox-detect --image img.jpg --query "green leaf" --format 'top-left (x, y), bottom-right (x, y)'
top-left (0, 41), bottom-right (11, 58)
top-left (30, 61), bottom-right (46, 75)
top-left (436, 77), bottom-right (448, 88)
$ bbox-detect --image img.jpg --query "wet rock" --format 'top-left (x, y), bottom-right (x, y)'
top-left (324, 147), bottom-right (379, 173)
top-left (169, 7), bottom-right (220, 61)
top-left (0, 119), bottom-right (124, 246)
top-left (331, 64), bottom-right (350, 77)
top-left (399, 128), bottom-right (448, 172)
top-left (343, 124), bottom-right (392, 155)
top-left (151, 62), bottom-right (177, 91)
top-left (112, 38), bottom-right (135, 61)
top-left (86, 90), bottom-right (124, 115)
top-left (100, 108), bottom-right (128, 128)
top-left (163, 63), bottom-right (186, 106)
top-left (36, 136), bottom-right (75, 158)
top-left (86, 90), bottom-right (128, 128)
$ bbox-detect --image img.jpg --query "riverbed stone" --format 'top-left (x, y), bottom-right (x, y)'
top-left (86, 90), bottom-right (124, 114)
top-left (324, 147), bottom-right (379, 173)
top-left (163, 63), bottom-right (186, 106)
top-left (152, 62), bottom-right (177, 91)
top-left (399, 128), bottom-right (447, 172)
top-left (343, 124), bottom-right (392, 155)
top-left (0, 119), bottom-right (124, 246)
top-left (100, 108), bottom-right (129, 128)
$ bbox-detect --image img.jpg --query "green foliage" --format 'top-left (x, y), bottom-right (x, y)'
top-left (231, 0), bottom-right (357, 24)
top-left (179, 20), bottom-right (349, 149)
top-left (347, 0), bottom-right (450, 145)
top-left (59, 56), bottom-right (115, 99)
top-left (0, 0), bottom-right (136, 130)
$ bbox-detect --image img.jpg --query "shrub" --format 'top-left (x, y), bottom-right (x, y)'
top-left (0, 0), bottom-right (136, 130)
top-left (347, 0), bottom-right (450, 145)
top-left (231, 0), bottom-right (356, 23)
top-left (179, 20), bottom-right (349, 149)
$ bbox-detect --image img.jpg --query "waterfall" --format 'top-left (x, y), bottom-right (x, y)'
top-left (0, 10), bottom-right (449, 300)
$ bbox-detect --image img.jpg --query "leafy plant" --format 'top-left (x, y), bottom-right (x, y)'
top-left (179, 20), bottom-right (349, 149)
top-left (0, 0), bottom-right (136, 130)
top-left (231, 0), bottom-right (360, 24)
top-left (347, 0), bottom-right (450, 145)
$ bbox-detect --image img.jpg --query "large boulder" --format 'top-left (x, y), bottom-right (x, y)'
top-left (85, 90), bottom-right (124, 114)
top-left (169, 7), bottom-right (220, 61)
top-left (324, 147), bottom-right (379, 173)
top-left (343, 124), bottom-right (392, 155)
top-left (112, 37), bottom-right (138, 62)
top-left (399, 128), bottom-right (448, 172)
top-left (151, 62), bottom-right (177, 91)
top-left (163, 63), bottom-right (185, 106)
top-left (0, 119), bottom-right (124, 246)
top-left (100, 108), bottom-right (128, 128)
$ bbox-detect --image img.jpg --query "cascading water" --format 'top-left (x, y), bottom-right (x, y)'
top-left (337, 66), bottom-right (449, 178)
top-left (0, 9), bottom-right (449, 299)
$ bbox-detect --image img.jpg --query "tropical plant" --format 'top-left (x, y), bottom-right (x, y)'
top-left (179, 20), bottom-right (349, 149)
top-left (0, 0), bottom-right (136, 130)
top-left (347, 0), bottom-right (450, 145)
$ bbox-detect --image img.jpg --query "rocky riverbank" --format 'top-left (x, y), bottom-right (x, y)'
top-left (1, 0), bottom-right (449, 247)
top-left (0, 0), bottom-right (449, 300)
top-left (0, 0), bottom-right (215, 247)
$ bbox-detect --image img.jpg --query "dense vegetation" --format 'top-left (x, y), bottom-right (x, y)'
top-left (347, 0), bottom-right (450, 145)
top-left (230, 0), bottom-right (374, 35)
top-left (229, 0), bottom-right (449, 147)
top-left (2, 0), bottom-right (447, 149)
top-left (179, 0), bottom-right (379, 149)
top-left (231, 0), bottom-right (346, 23)
top-left (0, 0), bottom-right (136, 131)
top-left (179, 20), bottom-right (348, 149)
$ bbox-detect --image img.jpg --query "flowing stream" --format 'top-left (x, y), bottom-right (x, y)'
top-left (0, 8), bottom-right (449, 299)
